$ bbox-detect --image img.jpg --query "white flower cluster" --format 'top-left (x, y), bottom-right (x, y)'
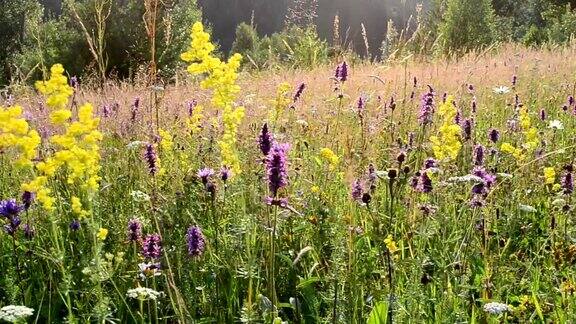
top-left (483, 302), bottom-right (510, 315)
top-left (0, 305), bottom-right (34, 323)
top-left (126, 287), bottom-right (163, 301)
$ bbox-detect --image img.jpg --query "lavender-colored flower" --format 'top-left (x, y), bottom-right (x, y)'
top-left (454, 110), bottom-right (462, 125)
top-left (127, 218), bottom-right (142, 242)
top-left (472, 97), bottom-right (477, 114)
top-left (357, 97), bottom-right (365, 116)
top-left (368, 164), bottom-right (377, 191)
top-left (569, 95), bottom-right (575, 106)
top-left (186, 226), bottom-right (206, 257)
top-left (418, 86), bottom-right (435, 125)
top-left (258, 123), bottom-right (273, 156)
top-left (70, 76), bottom-right (78, 88)
top-left (462, 119), bottom-right (472, 140)
top-left (512, 75), bottom-right (517, 86)
top-left (0, 199), bottom-right (21, 218)
top-left (424, 158), bottom-right (437, 169)
top-left (23, 224), bottom-right (35, 239)
top-left (220, 166), bottom-right (232, 182)
top-left (473, 145), bottom-right (484, 166)
top-left (266, 142), bottom-right (290, 197)
top-left (417, 172), bottom-right (433, 193)
top-left (103, 104), bottom-right (111, 118)
top-left (336, 61), bottom-right (348, 82)
top-left (69, 219), bottom-right (81, 231)
top-left (4, 216), bottom-right (21, 236)
top-left (197, 168), bottom-right (215, 185)
top-left (293, 83), bottom-right (306, 103)
top-left (144, 144), bottom-right (158, 175)
top-left (563, 104), bottom-right (568, 112)
top-left (489, 128), bottom-right (500, 143)
top-left (563, 171), bottom-right (574, 195)
top-left (351, 180), bottom-right (364, 201)
top-left (265, 197), bottom-right (289, 208)
top-left (141, 234), bottom-right (162, 260)
top-left (470, 195), bottom-right (485, 208)
top-left (540, 108), bottom-right (546, 121)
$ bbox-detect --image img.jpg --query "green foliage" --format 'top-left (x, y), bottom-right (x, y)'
top-left (438, 0), bottom-right (496, 54)
top-left (231, 24), bottom-right (328, 70)
top-left (544, 4), bottom-right (576, 43)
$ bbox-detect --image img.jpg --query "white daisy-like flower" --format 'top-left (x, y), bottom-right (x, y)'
top-left (493, 86), bottom-right (511, 94)
top-left (483, 302), bottom-right (510, 315)
top-left (0, 305), bottom-right (34, 323)
top-left (548, 119), bottom-right (564, 130)
top-left (126, 287), bottom-right (163, 301)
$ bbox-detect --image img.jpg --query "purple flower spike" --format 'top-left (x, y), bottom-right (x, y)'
top-left (489, 128), bottom-right (500, 143)
top-left (293, 83), bottom-right (306, 103)
top-left (0, 199), bottom-right (21, 218)
top-left (127, 218), bottom-right (142, 243)
top-left (258, 123), bottom-right (273, 156)
top-left (266, 142), bottom-right (290, 197)
top-left (197, 168), bottom-right (215, 185)
top-left (144, 144), bottom-right (158, 175)
top-left (351, 180), bottom-right (364, 201)
top-left (418, 86), bottom-right (435, 125)
top-left (186, 226), bottom-right (206, 257)
top-left (142, 234), bottom-right (162, 260)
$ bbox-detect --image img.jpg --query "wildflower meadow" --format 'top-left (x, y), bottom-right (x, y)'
top-left (2, 17), bottom-right (576, 323)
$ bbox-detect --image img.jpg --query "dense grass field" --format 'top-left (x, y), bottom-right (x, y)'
top-left (1, 24), bottom-right (576, 323)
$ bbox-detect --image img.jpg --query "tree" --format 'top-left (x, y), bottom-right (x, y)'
top-left (439, 0), bottom-right (496, 54)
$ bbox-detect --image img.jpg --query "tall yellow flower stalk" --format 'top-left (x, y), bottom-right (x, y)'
top-left (430, 95), bottom-right (462, 161)
top-left (0, 105), bottom-right (41, 167)
top-left (23, 64), bottom-right (102, 213)
top-left (181, 22), bottom-right (245, 176)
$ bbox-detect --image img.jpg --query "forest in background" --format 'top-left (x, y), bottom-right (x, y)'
top-left (2, 0), bottom-right (576, 87)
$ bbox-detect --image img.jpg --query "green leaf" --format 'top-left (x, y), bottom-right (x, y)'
top-left (367, 302), bottom-right (388, 324)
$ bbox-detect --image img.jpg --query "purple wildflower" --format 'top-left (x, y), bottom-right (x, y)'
top-left (336, 61), bottom-right (348, 82)
top-left (70, 76), bottom-right (78, 88)
top-left (368, 164), bottom-right (377, 191)
top-left (127, 218), bottom-right (142, 242)
top-left (569, 95), bottom-right (575, 107)
top-left (489, 128), bottom-right (500, 143)
top-left (141, 234), bottom-right (162, 260)
top-left (462, 119), bottom-right (472, 140)
top-left (397, 151), bottom-right (406, 166)
top-left (470, 195), bottom-right (485, 208)
top-left (512, 75), bottom-right (517, 86)
top-left (0, 199), bottom-right (21, 218)
top-left (266, 142), bottom-right (290, 197)
top-left (389, 96), bottom-right (396, 111)
top-left (454, 110), bottom-right (462, 125)
top-left (417, 172), bottom-right (433, 193)
top-left (563, 171), bottom-right (574, 195)
top-left (144, 144), bottom-right (158, 175)
top-left (418, 86), bottom-right (435, 125)
top-left (69, 219), bottom-right (81, 231)
top-left (424, 158), bottom-right (437, 169)
top-left (472, 97), bottom-right (477, 114)
top-left (186, 226), bottom-right (206, 257)
top-left (103, 104), bottom-right (110, 118)
top-left (473, 145), bottom-right (484, 166)
top-left (258, 123), bottom-right (273, 156)
top-left (357, 97), bottom-right (365, 116)
top-left (187, 100), bottom-right (198, 116)
top-left (4, 216), bottom-right (21, 236)
top-left (293, 83), bottom-right (306, 103)
top-left (351, 180), bottom-right (364, 201)
top-left (197, 168), bottom-right (215, 185)
top-left (220, 166), bottom-right (232, 182)
top-left (540, 108), bottom-right (546, 121)
top-left (265, 197), bottom-right (289, 208)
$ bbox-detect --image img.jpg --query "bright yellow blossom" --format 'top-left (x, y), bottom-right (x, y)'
top-left (97, 228), bottom-right (109, 241)
top-left (319, 148), bottom-right (339, 170)
top-left (430, 96), bottom-right (462, 161)
top-left (384, 235), bottom-right (399, 254)
top-left (544, 167), bottom-right (556, 185)
top-left (0, 105), bottom-right (41, 167)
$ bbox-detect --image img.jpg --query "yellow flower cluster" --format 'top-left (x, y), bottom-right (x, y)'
top-left (23, 65), bottom-right (102, 212)
top-left (319, 148), bottom-right (339, 170)
top-left (186, 105), bottom-right (204, 135)
top-left (501, 108), bottom-right (539, 161)
top-left (0, 105), bottom-right (41, 167)
top-left (384, 234), bottom-right (399, 254)
top-left (181, 22), bottom-right (243, 108)
top-left (544, 167), bottom-right (555, 185)
top-left (219, 106), bottom-right (245, 175)
top-left (430, 96), bottom-right (462, 161)
top-left (35, 64), bottom-right (74, 125)
top-left (270, 82), bottom-right (292, 122)
top-left (182, 22), bottom-right (245, 176)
